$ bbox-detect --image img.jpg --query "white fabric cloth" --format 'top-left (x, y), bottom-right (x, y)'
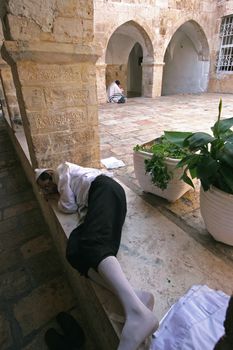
top-left (53, 162), bottom-right (103, 219)
top-left (107, 81), bottom-right (124, 103)
top-left (151, 285), bottom-right (230, 350)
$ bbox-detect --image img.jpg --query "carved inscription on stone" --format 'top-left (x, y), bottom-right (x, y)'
top-left (18, 63), bottom-right (82, 85)
top-left (22, 87), bottom-right (46, 109)
top-left (37, 146), bottom-right (100, 169)
top-left (43, 129), bottom-right (99, 153)
top-left (28, 108), bottom-right (88, 132)
top-left (44, 88), bottom-right (89, 109)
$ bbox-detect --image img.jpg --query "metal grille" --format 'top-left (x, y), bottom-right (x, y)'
top-left (216, 15), bottom-right (233, 72)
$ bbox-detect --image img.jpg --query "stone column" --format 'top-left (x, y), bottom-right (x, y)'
top-left (0, 60), bottom-right (21, 130)
top-left (142, 61), bottom-right (165, 97)
top-left (96, 62), bottom-right (107, 103)
top-left (2, 41), bottom-right (100, 169)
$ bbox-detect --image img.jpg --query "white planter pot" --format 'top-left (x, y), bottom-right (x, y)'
top-left (200, 186), bottom-right (233, 246)
top-left (133, 149), bottom-right (192, 202)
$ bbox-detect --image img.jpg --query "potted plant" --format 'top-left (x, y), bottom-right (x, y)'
top-left (133, 134), bottom-right (193, 202)
top-left (165, 99), bottom-right (233, 246)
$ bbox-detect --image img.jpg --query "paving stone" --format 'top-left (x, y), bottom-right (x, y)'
top-left (22, 331), bottom-right (51, 350)
top-left (0, 215), bottom-right (19, 234)
top-left (18, 209), bottom-right (45, 227)
top-left (20, 236), bottom-right (53, 259)
top-left (0, 247), bottom-right (23, 274)
top-left (3, 200), bottom-right (38, 220)
top-left (14, 277), bottom-right (76, 336)
top-left (0, 312), bottom-right (13, 349)
top-left (25, 250), bottom-right (64, 285)
top-left (0, 190), bottom-right (35, 210)
top-left (0, 224), bottom-right (48, 251)
top-left (3, 170), bottom-right (31, 195)
top-left (0, 267), bottom-right (31, 299)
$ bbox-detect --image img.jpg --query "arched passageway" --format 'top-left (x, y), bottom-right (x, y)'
top-left (162, 20), bottom-right (210, 95)
top-left (105, 21), bottom-right (153, 98)
top-left (127, 43), bottom-right (143, 97)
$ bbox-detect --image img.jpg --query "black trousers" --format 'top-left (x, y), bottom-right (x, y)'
top-left (66, 175), bottom-right (127, 276)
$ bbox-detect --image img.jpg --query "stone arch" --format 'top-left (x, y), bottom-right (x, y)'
top-left (96, 20), bottom-right (154, 101)
top-left (162, 20), bottom-right (210, 95)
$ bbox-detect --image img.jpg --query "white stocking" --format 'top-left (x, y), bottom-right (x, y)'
top-left (97, 256), bottom-right (159, 350)
top-left (88, 268), bottom-right (155, 313)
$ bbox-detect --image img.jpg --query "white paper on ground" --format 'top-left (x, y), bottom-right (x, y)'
top-left (151, 285), bottom-right (230, 350)
top-left (101, 157), bottom-right (125, 169)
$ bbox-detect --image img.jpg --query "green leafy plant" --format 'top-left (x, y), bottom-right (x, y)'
top-left (165, 99), bottom-right (233, 194)
top-left (134, 135), bottom-right (191, 190)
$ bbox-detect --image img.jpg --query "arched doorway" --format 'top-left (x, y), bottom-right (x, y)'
top-left (162, 20), bottom-right (210, 95)
top-left (127, 42), bottom-right (143, 97)
top-left (105, 21), bottom-right (153, 98)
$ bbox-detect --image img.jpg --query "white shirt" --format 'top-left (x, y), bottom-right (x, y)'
top-left (53, 162), bottom-right (102, 218)
top-left (107, 81), bottom-right (124, 103)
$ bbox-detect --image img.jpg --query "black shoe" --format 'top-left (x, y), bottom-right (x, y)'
top-left (56, 312), bottom-right (86, 349)
top-left (44, 328), bottom-right (76, 350)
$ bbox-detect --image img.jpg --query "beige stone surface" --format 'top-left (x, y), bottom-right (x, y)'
top-left (13, 277), bottom-right (76, 336)
top-left (6, 0), bottom-right (94, 44)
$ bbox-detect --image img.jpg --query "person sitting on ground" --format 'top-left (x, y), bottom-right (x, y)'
top-left (35, 161), bottom-right (158, 350)
top-left (107, 80), bottom-right (127, 103)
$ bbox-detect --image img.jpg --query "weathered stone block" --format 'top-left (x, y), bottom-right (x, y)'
top-left (6, 14), bottom-right (41, 41)
top-left (56, 0), bottom-right (93, 20)
top-left (3, 200), bottom-right (38, 219)
top-left (27, 107), bottom-right (87, 133)
top-left (20, 236), bottom-right (52, 259)
top-left (13, 277), bottom-right (76, 336)
top-left (0, 268), bottom-right (31, 299)
top-left (22, 87), bottom-right (46, 109)
top-left (44, 87), bottom-right (89, 109)
top-left (53, 17), bottom-right (83, 43)
top-left (18, 63), bottom-right (82, 86)
top-left (0, 313), bottom-right (12, 350)
top-left (8, 0), bottom-right (56, 32)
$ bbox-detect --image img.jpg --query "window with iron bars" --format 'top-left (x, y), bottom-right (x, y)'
top-left (216, 15), bottom-right (233, 72)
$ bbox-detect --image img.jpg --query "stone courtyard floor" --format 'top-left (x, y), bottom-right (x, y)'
top-left (0, 93), bottom-right (233, 349)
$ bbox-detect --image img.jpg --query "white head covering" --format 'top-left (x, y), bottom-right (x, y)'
top-left (35, 168), bottom-right (50, 181)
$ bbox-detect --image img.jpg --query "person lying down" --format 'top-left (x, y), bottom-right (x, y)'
top-left (35, 161), bottom-right (158, 350)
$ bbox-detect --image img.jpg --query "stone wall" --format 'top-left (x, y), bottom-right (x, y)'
top-left (208, 0), bottom-right (233, 93)
top-left (94, 0), bottom-right (230, 101)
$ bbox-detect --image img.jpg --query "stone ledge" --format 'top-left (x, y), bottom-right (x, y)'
top-left (1, 41), bottom-right (101, 64)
